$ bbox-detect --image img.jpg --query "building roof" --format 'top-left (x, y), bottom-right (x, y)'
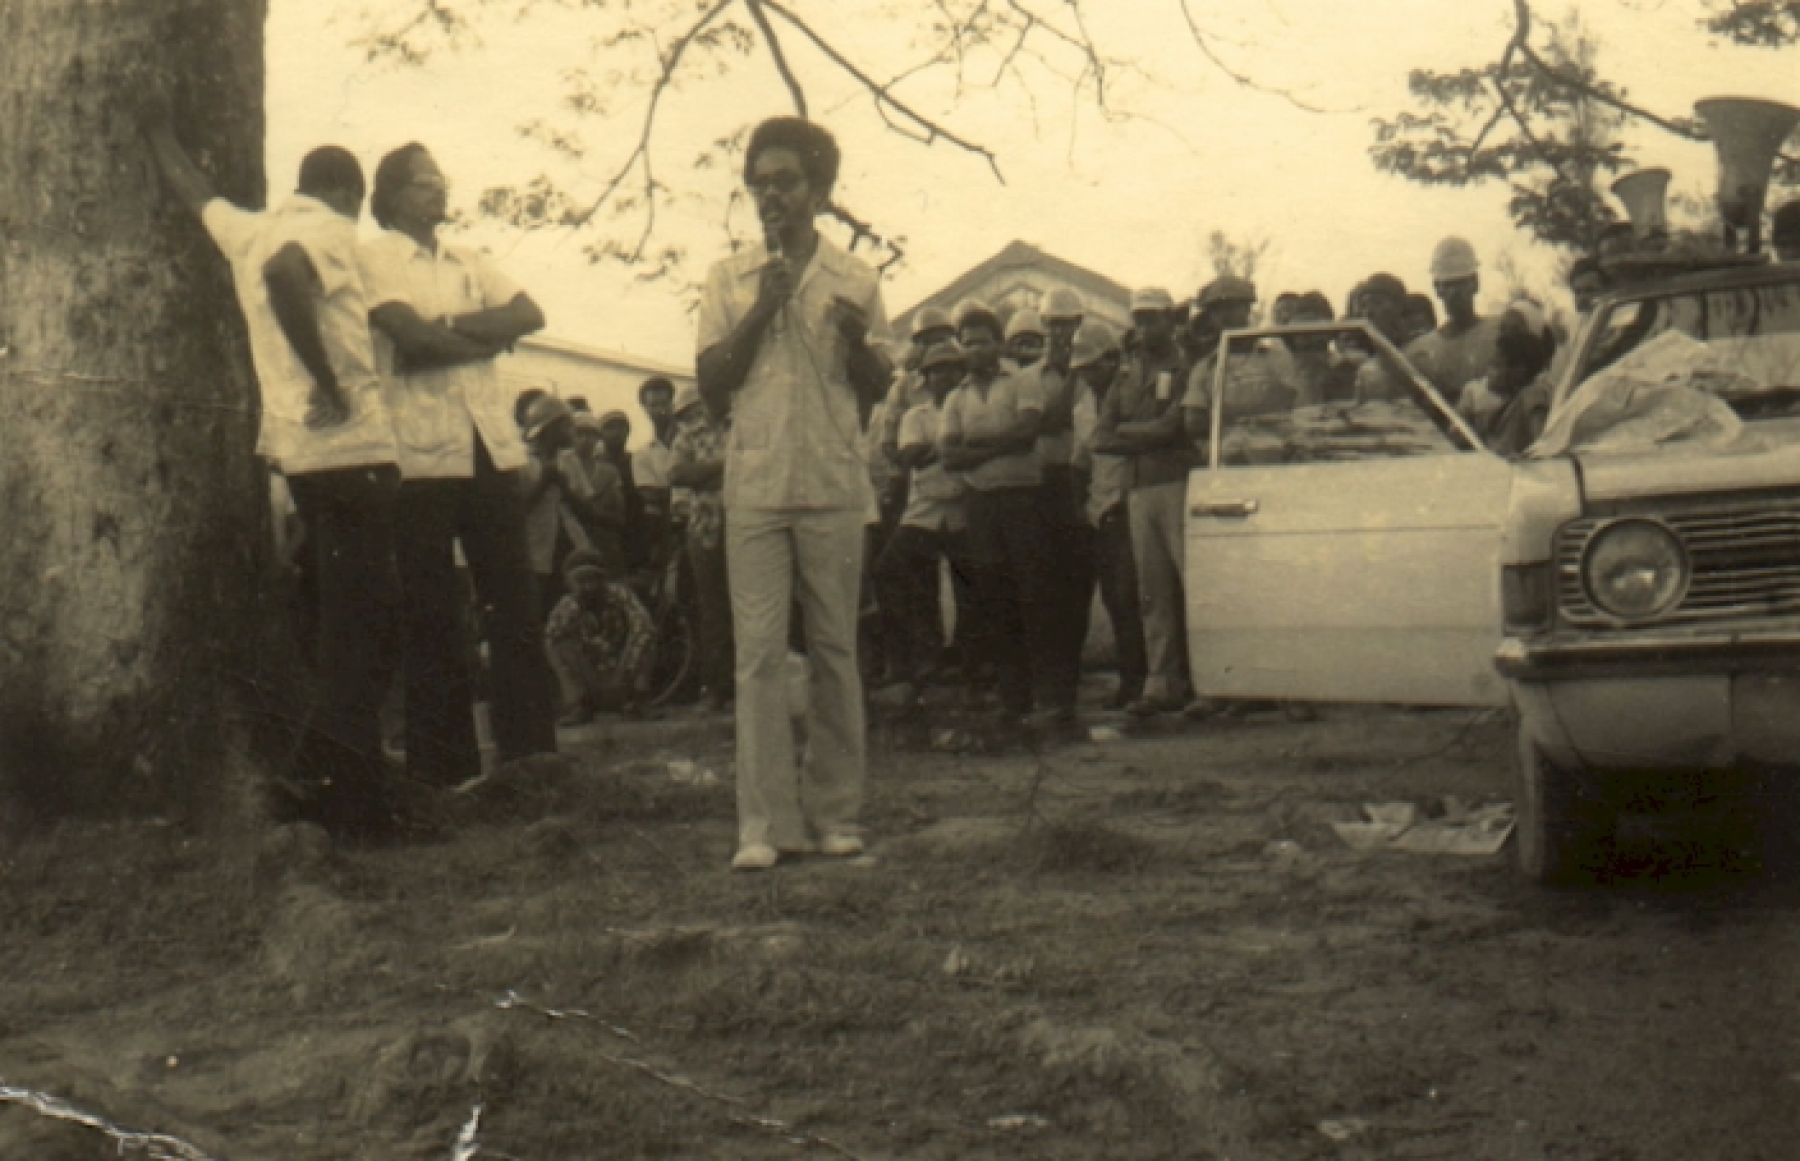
top-left (892, 240), bottom-right (1133, 337)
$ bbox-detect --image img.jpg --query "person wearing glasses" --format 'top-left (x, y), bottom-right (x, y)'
top-left (696, 117), bottom-right (893, 872)
top-left (359, 143), bottom-right (557, 789)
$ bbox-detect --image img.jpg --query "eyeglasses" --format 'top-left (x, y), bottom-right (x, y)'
top-left (407, 175), bottom-right (449, 193)
top-left (747, 171), bottom-right (804, 196)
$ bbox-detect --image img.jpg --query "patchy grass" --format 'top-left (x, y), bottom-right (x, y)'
top-left (1018, 816), bottom-right (1157, 874)
top-left (7, 709), bottom-right (1796, 1161)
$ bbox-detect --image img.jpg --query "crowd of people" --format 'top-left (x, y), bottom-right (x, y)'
top-left (147, 101), bottom-right (1800, 866)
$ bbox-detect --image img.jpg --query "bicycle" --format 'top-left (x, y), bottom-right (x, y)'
top-left (629, 534), bottom-right (698, 708)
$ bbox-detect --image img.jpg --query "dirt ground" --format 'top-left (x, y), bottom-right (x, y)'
top-left (5, 690), bottom-right (1800, 1161)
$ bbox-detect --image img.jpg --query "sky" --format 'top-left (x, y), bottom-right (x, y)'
top-left (265, 0), bottom-right (1799, 368)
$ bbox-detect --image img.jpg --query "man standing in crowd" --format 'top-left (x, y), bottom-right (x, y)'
top-left (1185, 275), bottom-right (1285, 438)
top-left (1401, 294), bottom-right (1439, 346)
top-left (1092, 287), bottom-right (1196, 718)
top-left (1029, 288), bottom-right (1096, 722)
top-left (668, 386), bottom-right (735, 712)
top-left (1463, 302), bottom-right (1558, 457)
top-left (879, 307), bottom-right (955, 466)
top-left (1567, 256), bottom-right (1608, 318)
top-left (361, 142), bottom-right (557, 787)
top-left (1347, 272), bottom-right (1413, 401)
top-left (875, 338), bottom-right (975, 709)
top-left (591, 409), bottom-right (646, 563)
top-left (631, 376), bottom-right (680, 560)
top-left (939, 301), bottom-right (1065, 729)
top-left (1405, 236), bottom-right (1499, 411)
top-left (1284, 291), bottom-right (1353, 405)
top-left (146, 117), bottom-right (402, 836)
top-left (1005, 307), bottom-right (1047, 369)
top-left (697, 116), bottom-right (892, 872)
top-left (568, 411), bottom-right (626, 561)
top-left (1773, 201), bottom-right (1800, 263)
top-left (519, 393), bottom-right (617, 612)
top-left (1069, 321), bottom-right (1147, 711)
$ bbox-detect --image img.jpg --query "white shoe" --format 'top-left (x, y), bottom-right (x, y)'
top-left (818, 833), bottom-right (865, 858)
top-left (731, 843), bottom-right (780, 872)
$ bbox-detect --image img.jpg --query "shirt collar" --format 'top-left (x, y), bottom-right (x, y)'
top-left (733, 230), bottom-right (855, 282)
top-left (381, 225), bottom-right (467, 265)
top-left (276, 192), bottom-right (343, 220)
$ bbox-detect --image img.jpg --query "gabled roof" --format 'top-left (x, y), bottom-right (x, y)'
top-left (893, 240), bottom-right (1133, 335)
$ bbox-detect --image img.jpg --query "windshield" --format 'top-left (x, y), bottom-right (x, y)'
top-left (1576, 280), bottom-right (1800, 422)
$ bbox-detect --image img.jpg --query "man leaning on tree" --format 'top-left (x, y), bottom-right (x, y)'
top-left (145, 109), bottom-right (404, 838)
top-left (696, 116), bottom-right (893, 873)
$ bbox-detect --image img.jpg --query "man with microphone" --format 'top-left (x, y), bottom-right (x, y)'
top-left (696, 117), bottom-right (893, 872)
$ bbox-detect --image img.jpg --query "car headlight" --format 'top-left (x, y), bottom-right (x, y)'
top-left (1581, 518), bottom-right (1689, 621)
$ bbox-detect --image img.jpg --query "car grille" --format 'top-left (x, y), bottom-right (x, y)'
top-left (1557, 501), bottom-right (1800, 628)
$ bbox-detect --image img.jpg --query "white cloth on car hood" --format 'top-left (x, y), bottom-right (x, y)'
top-left (1531, 330), bottom-right (1752, 458)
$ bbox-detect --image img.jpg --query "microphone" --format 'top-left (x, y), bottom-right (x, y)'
top-left (763, 225), bottom-right (786, 329)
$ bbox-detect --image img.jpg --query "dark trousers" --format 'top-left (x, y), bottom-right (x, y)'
top-left (874, 522), bottom-right (975, 686)
top-left (688, 532), bottom-right (734, 700)
top-left (1041, 465), bottom-right (1096, 702)
top-left (965, 485), bottom-right (1067, 715)
top-left (860, 485), bottom-right (906, 683)
top-left (1094, 504), bottom-right (1147, 698)
top-left (395, 438), bottom-right (557, 785)
top-left (284, 464), bottom-right (402, 806)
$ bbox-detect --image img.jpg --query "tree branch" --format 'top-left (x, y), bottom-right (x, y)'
top-left (744, 0), bottom-right (807, 117)
top-left (1506, 0), bottom-right (1799, 168)
top-left (1175, 0), bottom-right (1345, 116)
top-left (824, 201), bottom-right (906, 272)
top-left (1487, 35), bottom-right (1558, 175)
top-left (759, 0), bottom-right (1006, 182)
top-left (570, 0), bottom-right (738, 229)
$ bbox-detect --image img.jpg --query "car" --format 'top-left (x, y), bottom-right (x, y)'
top-left (1495, 261), bottom-right (1800, 881)
top-left (1182, 274), bottom-right (1800, 883)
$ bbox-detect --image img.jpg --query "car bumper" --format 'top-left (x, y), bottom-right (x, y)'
top-left (1498, 631), bottom-right (1800, 771)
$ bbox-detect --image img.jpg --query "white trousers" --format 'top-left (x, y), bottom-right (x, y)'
top-left (726, 506), bottom-right (867, 850)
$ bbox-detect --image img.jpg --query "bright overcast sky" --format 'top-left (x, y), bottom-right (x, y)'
top-left (266, 0), bottom-right (1797, 366)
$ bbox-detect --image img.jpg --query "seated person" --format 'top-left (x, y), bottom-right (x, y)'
top-left (545, 548), bottom-right (657, 725)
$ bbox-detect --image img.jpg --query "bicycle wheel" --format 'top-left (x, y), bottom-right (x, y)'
top-left (647, 605), bottom-right (697, 707)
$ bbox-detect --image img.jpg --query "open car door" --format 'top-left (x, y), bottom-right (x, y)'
top-left (1183, 322), bottom-right (1512, 707)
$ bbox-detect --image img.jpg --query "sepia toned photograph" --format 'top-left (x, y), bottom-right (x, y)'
top-left (4, 0), bottom-right (1800, 1156)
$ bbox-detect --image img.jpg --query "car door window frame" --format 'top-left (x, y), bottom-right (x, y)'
top-left (1205, 320), bottom-right (1490, 468)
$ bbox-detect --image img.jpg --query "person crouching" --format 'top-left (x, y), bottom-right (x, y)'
top-left (545, 549), bottom-right (658, 724)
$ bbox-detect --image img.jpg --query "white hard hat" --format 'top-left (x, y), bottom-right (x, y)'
top-left (1005, 308), bottom-right (1046, 341)
top-left (1430, 236), bottom-right (1480, 282)
top-left (1068, 320), bottom-right (1119, 370)
top-left (1042, 287), bottom-right (1085, 321)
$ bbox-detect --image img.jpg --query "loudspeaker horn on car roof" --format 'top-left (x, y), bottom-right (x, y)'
top-left (1694, 96), bottom-right (1800, 253)
top-left (1609, 167), bottom-right (1670, 243)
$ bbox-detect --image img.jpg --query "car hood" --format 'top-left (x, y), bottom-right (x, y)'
top-left (1575, 437), bottom-right (1800, 504)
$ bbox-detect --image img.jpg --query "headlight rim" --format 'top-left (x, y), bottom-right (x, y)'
top-left (1578, 516), bottom-right (1691, 624)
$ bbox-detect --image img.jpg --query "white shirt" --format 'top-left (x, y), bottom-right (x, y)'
top-left (359, 229), bottom-right (528, 479)
top-left (696, 235), bottom-right (891, 511)
top-left (938, 369), bottom-right (1044, 492)
top-left (201, 196), bottom-right (394, 474)
top-left (897, 401), bottom-right (967, 531)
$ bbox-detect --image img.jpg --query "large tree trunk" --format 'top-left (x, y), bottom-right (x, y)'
top-left (0, 0), bottom-right (272, 818)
